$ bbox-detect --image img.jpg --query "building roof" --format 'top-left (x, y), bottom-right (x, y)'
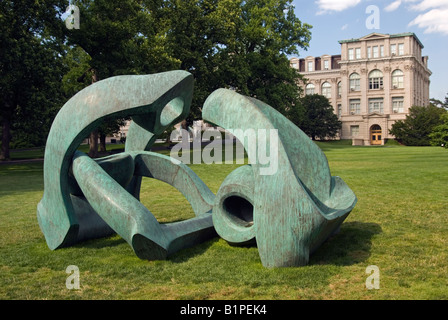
top-left (338, 32), bottom-right (424, 48)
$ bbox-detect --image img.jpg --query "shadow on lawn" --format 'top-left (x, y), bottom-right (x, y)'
top-left (170, 221), bottom-right (383, 267)
top-left (56, 221), bottom-right (381, 267)
top-left (310, 221), bottom-right (382, 266)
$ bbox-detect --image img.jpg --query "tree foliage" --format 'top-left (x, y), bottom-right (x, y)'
top-left (63, 0), bottom-right (180, 156)
top-left (429, 110), bottom-right (448, 148)
top-left (0, 0), bottom-right (67, 159)
top-left (389, 105), bottom-right (446, 146)
top-left (289, 94), bottom-right (341, 141)
top-left (1, 0), bottom-right (313, 158)
top-left (430, 93), bottom-right (448, 110)
top-left (165, 0), bottom-right (312, 120)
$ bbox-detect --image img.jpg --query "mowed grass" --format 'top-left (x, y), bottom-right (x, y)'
top-left (0, 143), bottom-right (447, 300)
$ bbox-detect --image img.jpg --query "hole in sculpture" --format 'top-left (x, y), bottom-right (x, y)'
top-left (222, 196), bottom-right (254, 227)
top-left (160, 97), bottom-right (184, 126)
top-left (139, 177), bottom-right (195, 223)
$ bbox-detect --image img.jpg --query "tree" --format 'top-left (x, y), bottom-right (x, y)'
top-left (0, 0), bottom-right (67, 160)
top-left (290, 94), bottom-right (341, 141)
top-left (165, 0), bottom-right (311, 121)
top-left (64, 0), bottom-right (179, 157)
top-left (389, 105), bottom-right (446, 146)
top-left (429, 112), bottom-right (448, 148)
top-left (430, 93), bottom-right (448, 110)
top-left (223, 0), bottom-right (311, 115)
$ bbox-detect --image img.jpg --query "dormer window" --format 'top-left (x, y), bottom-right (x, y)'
top-left (348, 48), bottom-right (354, 60)
top-left (391, 44), bottom-right (396, 56)
top-left (307, 61), bottom-right (313, 72)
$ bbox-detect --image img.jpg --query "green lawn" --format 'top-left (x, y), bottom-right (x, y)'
top-left (0, 142), bottom-right (447, 300)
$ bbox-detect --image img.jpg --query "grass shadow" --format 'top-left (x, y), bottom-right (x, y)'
top-left (74, 235), bottom-right (127, 250)
top-left (168, 236), bottom-right (220, 264)
top-left (165, 221), bottom-right (383, 267)
top-left (310, 221), bottom-right (382, 266)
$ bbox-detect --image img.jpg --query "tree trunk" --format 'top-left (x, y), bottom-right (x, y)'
top-left (0, 117), bottom-right (12, 160)
top-left (88, 69), bottom-right (99, 158)
top-left (88, 129), bottom-right (99, 158)
top-left (99, 132), bottom-right (107, 152)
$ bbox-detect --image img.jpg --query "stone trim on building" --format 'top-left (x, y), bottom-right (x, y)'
top-left (290, 32), bottom-right (431, 145)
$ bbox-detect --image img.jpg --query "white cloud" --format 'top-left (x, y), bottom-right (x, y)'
top-left (341, 23), bottom-right (349, 30)
top-left (406, 0), bottom-right (448, 35)
top-left (409, 8), bottom-right (448, 35)
top-left (408, 0), bottom-right (448, 11)
top-left (315, 0), bottom-right (362, 15)
top-left (385, 0), bottom-right (402, 12)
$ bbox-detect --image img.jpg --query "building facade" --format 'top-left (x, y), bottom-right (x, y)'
top-left (290, 32), bottom-right (431, 145)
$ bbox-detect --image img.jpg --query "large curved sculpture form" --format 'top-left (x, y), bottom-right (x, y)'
top-left (37, 71), bottom-right (356, 267)
top-left (203, 89), bottom-right (357, 267)
top-left (37, 71), bottom-right (216, 259)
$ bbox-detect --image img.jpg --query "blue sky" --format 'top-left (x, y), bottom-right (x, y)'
top-left (290, 0), bottom-right (448, 101)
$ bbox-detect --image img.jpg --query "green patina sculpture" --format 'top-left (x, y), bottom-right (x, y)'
top-left (37, 71), bottom-right (356, 267)
top-left (204, 89), bottom-right (357, 267)
top-left (37, 70), bottom-right (216, 260)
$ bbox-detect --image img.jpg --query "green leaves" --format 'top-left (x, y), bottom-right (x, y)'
top-left (289, 94), bottom-right (342, 141)
top-left (164, 0), bottom-right (311, 120)
top-left (389, 104), bottom-right (447, 146)
top-left (1, 1), bottom-right (67, 157)
top-left (1, 0), bottom-right (313, 158)
top-left (429, 112), bottom-right (448, 148)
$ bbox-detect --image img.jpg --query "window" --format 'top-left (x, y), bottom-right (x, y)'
top-left (398, 43), bottom-right (404, 55)
top-left (369, 69), bottom-right (383, 90)
top-left (322, 82), bottom-right (331, 99)
top-left (367, 47), bottom-right (371, 58)
top-left (349, 73), bottom-right (361, 91)
top-left (305, 83), bottom-right (315, 95)
top-left (391, 44), bottom-right (397, 55)
top-left (308, 61), bottom-right (313, 72)
top-left (372, 46), bottom-right (379, 58)
top-left (324, 60), bottom-right (329, 70)
top-left (349, 99), bottom-right (361, 114)
top-left (356, 48), bottom-right (361, 59)
top-left (338, 81), bottom-right (342, 97)
top-left (392, 97), bottom-right (404, 113)
top-left (380, 45), bottom-right (384, 57)
top-left (369, 98), bottom-right (384, 113)
top-left (338, 104), bottom-right (342, 118)
top-left (348, 48), bottom-right (354, 60)
top-left (392, 69), bottom-right (404, 88)
top-left (350, 125), bottom-right (360, 136)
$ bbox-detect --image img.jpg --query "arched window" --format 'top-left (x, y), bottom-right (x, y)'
top-left (322, 82), bottom-right (331, 99)
top-left (349, 73), bottom-right (360, 91)
top-left (369, 69), bottom-right (383, 90)
top-left (338, 81), bottom-right (342, 97)
top-left (305, 83), bottom-right (315, 95)
top-left (392, 69), bottom-right (404, 88)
